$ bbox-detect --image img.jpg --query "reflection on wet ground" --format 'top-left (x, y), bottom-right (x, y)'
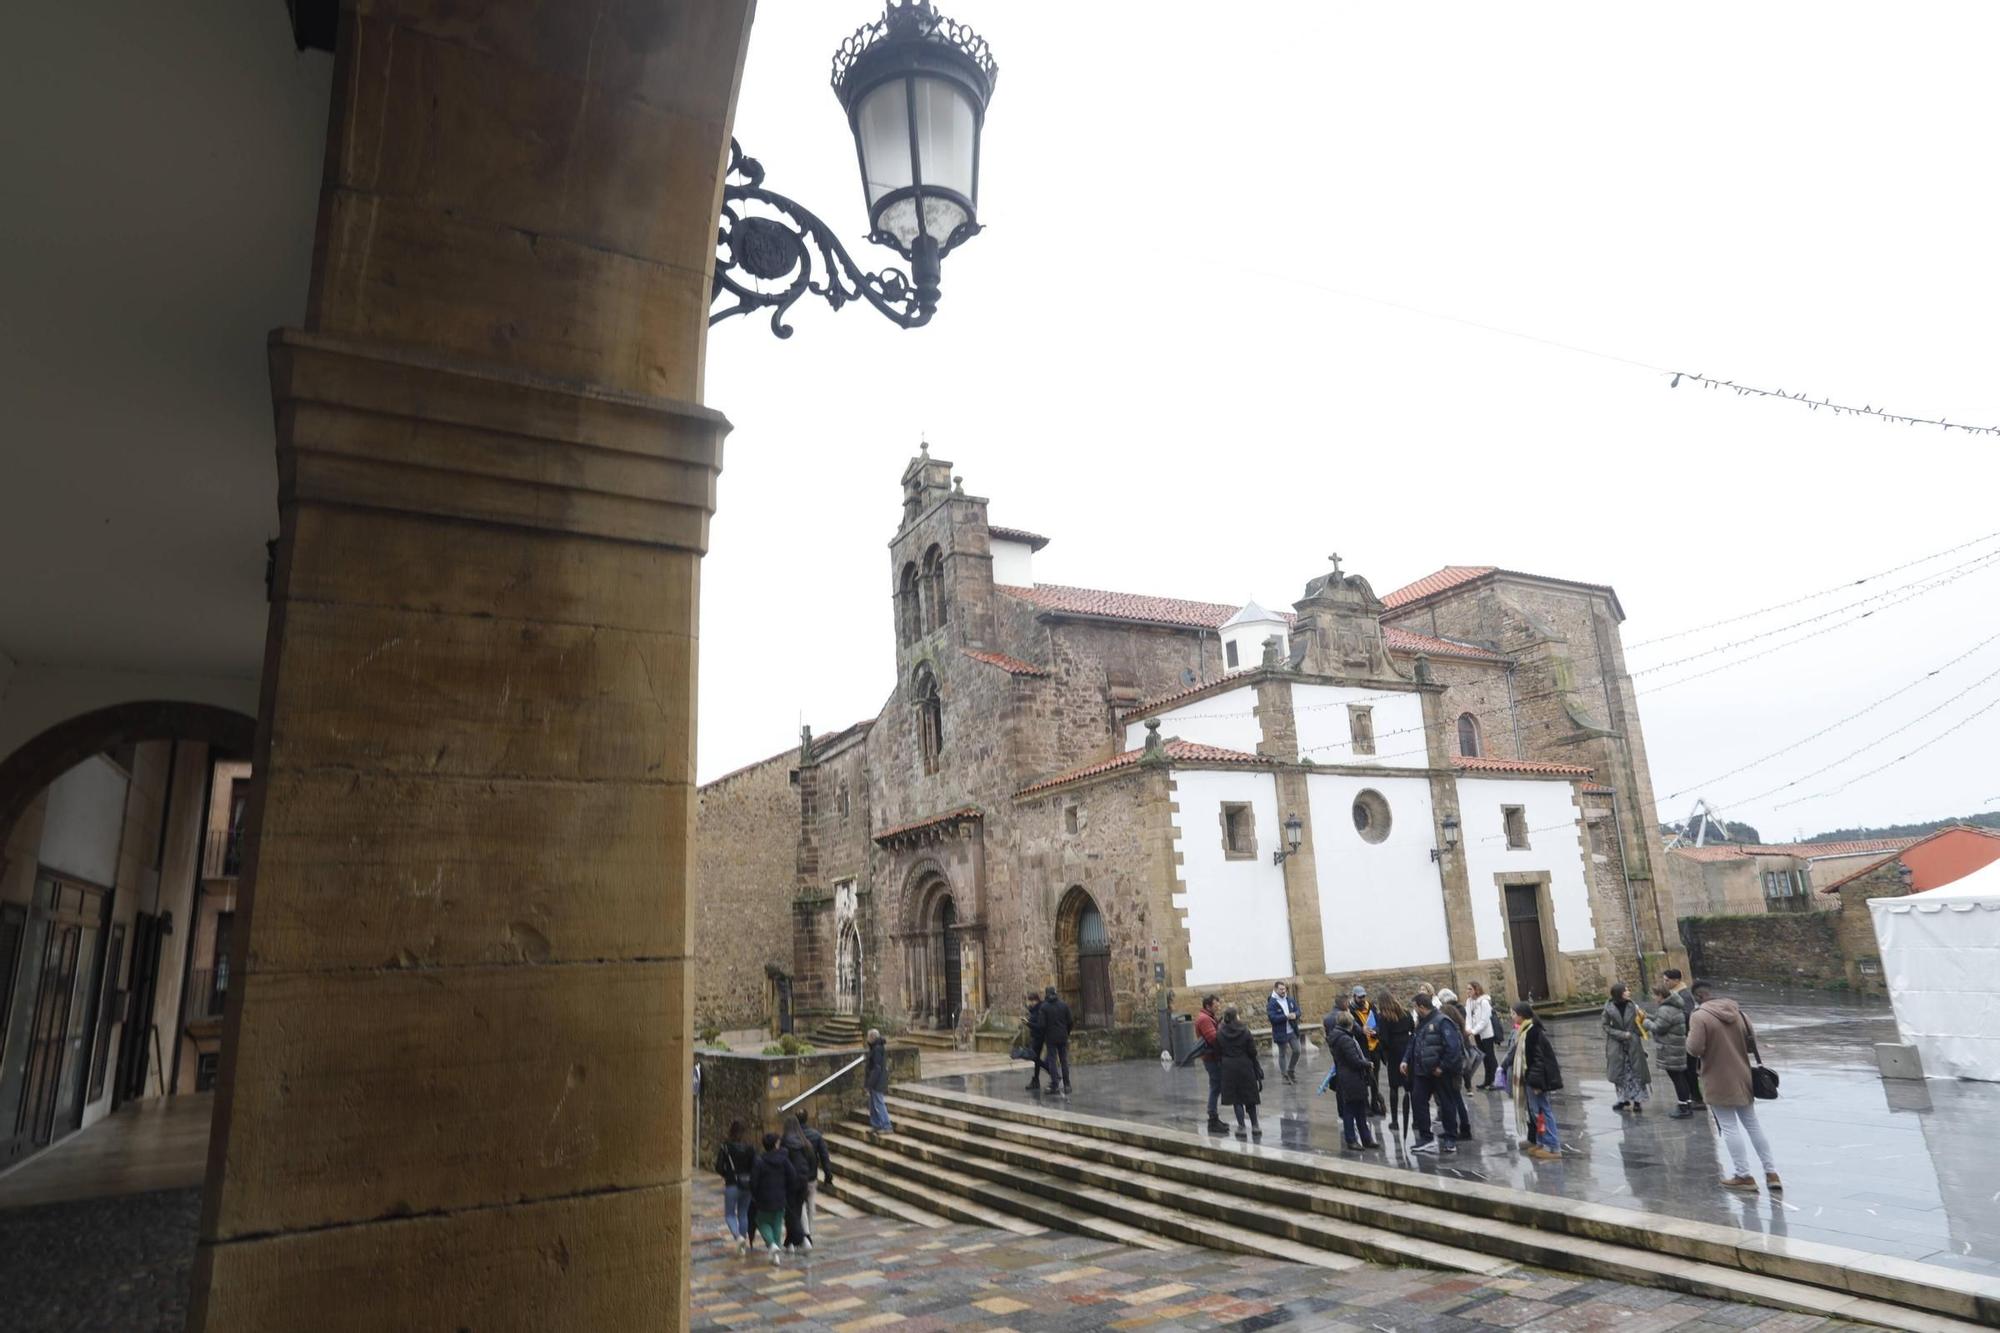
top-left (928, 984), bottom-right (2000, 1280)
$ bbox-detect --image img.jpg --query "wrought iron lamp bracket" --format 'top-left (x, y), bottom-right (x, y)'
top-left (711, 140), bottom-right (965, 337)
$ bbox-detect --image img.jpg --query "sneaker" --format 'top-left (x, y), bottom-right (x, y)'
top-left (1342, 1139), bottom-right (1361, 1151)
top-left (1766, 1172), bottom-right (1784, 1192)
top-left (1361, 1139), bottom-right (1380, 1150)
top-left (1234, 1126), bottom-right (1248, 1139)
top-left (1526, 1145), bottom-right (1562, 1161)
top-left (1440, 1142), bottom-right (1459, 1154)
top-left (1410, 1138), bottom-right (1439, 1155)
top-left (1205, 1117), bottom-right (1230, 1133)
top-left (770, 1249), bottom-right (782, 1266)
top-left (1721, 1175), bottom-right (1759, 1191)
top-left (1250, 1128), bottom-right (1263, 1140)
top-left (1669, 1106), bottom-right (1693, 1119)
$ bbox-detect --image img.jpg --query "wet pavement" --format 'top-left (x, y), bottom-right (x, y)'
top-left (929, 985), bottom-right (2000, 1283)
top-left (690, 1178), bottom-right (1867, 1332)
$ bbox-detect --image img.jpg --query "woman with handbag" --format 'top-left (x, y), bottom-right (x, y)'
top-left (1685, 980), bottom-right (1781, 1193)
top-left (1601, 982), bottom-right (1652, 1113)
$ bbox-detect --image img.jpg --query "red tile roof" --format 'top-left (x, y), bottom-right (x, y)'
top-left (997, 584), bottom-right (1508, 668)
top-left (1451, 755), bottom-right (1594, 778)
top-left (1581, 783), bottom-right (1618, 796)
top-left (998, 583), bottom-right (1249, 629)
top-left (988, 525), bottom-right (1050, 551)
top-left (1120, 673), bottom-right (1259, 720)
top-left (1669, 837), bottom-right (1919, 865)
top-left (1381, 626), bottom-right (1510, 665)
top-left (1383, 566), bottom-right (1498, 609)
top-left (1018, 740), bottom-right (1267, 796)
top-left (1383, 566), bottom-right (1624, 619)
top-left (873, 806), bottom-right (981, 844)
top-left (961, 648), bottom-right (1049, 677)
top-left (1819, 826), bottom-right (2000, 894)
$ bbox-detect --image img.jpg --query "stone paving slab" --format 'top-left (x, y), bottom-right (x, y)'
top-left (0, 1186), bottom-right (198, 1332)
top-left (689, 1179), bottom-right (1871, 1333)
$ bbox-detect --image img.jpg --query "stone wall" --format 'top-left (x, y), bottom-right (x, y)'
top-left (1833, 862), bottom-right (1906, 995)
top-left (694, 750), bottom-right (801, 1030)
top-left (695, 1044), bottom-right (921, 1168)
top-left (1681, 911), bottom-right (1845, 988)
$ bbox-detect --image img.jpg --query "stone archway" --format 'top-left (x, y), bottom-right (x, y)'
top-left (835, 919), bottom-right (862, 1017)
top-left (902, 871), bottom-right (960, 1031)
top-left (0, 700), bottom-right (255, 856)
top-left (1056, 886), bottom-right (1114, 1029)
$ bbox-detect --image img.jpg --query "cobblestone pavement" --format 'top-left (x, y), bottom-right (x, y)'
top-left (0, 1186), bottom-right (198, 1332)
top-left (689, 1181), bottom-right (1864, 1333)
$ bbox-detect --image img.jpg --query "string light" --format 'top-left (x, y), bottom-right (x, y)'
top-left (1770, 693), bottom-right (2000, 809)
top-left (1669, 372), bottom-right (2000, 438)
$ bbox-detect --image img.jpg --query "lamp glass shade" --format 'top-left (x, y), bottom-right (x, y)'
top-left (854, 74), bottom-right (978, 250)
top-left (1441, 814), bottom-right (1461, 848)
top-left (1284, 812), bottom-right (1305, 849)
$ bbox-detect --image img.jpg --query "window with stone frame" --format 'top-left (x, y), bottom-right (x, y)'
top-left (1503, 805), bottom-right (1530, 850)
top-left (1457, 712), bottom-right (1481, 758)
top-left (1220, 802), bottom-right (1256, 859)
top-left (914, 666), bottom-right (944, 774)
top-left (1347, 704), bottom-right (1376, 756)
top-left (921, 545), bottom-right (947, 634)
top-left (838, 780), bottom-right (851, 823)
top-left (1064, 804), bottom-right (1080, 835)
top-left (897, 562), bottom-right (921, 644)
top-left (1225, 640), bottom-right (1240, 669)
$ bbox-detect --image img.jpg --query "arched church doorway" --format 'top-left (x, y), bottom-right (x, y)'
top-left (934, 894), bottom-right (961, 1031)
top-left (904, 873), bottom-right (962, 1032)
top-left (835, 921), bottom-right (862, 1017)
top-left (1056, 887), bottom-right (1114, 1029)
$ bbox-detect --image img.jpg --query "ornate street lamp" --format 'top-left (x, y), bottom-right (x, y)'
top-left (711, 1), bottom-right (998, 337)
top-left (1431, 813), bottom-right (1461, 863)
top-left (1273, 813), bottom-right (1306, 866)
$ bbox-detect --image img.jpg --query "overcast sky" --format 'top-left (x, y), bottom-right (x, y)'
top-left (699, 2), bottom-right (2000, 840)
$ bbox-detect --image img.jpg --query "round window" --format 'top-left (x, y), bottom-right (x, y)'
top-left (1352, 790), bottom-right (1391, 844)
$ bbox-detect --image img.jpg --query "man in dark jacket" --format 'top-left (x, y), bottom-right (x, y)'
top-left (1399, 993), bottom-right (1464, 1155)
top-left (1663, 968), bottom-right (1704, 1106)
top-left (1041, 986), bottom-right (1074, 1093)
top-left (749, 1132), bottom-right (798, 1263)
top-left (864, 1028), bottom-right (892, 1132)
top-left (1195, 994), bottom-right (1227, 1133)
top-left (1025, 992), bottom-right (1056, 1092)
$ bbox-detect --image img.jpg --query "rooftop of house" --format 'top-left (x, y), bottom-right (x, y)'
top-left (988, 525), bottom-right (1050, 551)
top-left (1017, 739), bottom-right (1267, 797)
top-left (1381, 565), bottom-right (1624, 620)
top-left (995, 583), bottom-right (1509, 665)
top-left (1818, 825), bottom-right (2000, 894)
top-left (1668, 837), bottom-right (1921, 864)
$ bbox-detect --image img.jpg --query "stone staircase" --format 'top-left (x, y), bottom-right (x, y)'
top-left (811, 1015), bottom-right (863, 1048)
top-left (893, 1027), bottom-right (958, 1053)
top-left (822, 1084), bottom-right (1998, 1333)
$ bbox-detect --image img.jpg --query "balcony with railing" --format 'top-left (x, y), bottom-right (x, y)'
top-left (188, 966), bottom-right (230, 1019)
top-left (203, 826), bottom-right (244, 880)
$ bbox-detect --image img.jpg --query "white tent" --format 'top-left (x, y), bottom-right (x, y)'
top-left (1870, 857), bottom-right (2000, 1081)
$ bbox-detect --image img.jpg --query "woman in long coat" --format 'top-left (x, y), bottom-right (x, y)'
top-left (1602, 982), bottom-right (1652, 1112)
top-left (1214, 1005), bottom-right (1263, 1140)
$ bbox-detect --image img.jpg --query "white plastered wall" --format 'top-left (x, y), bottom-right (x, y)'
top-left (38, 755), bottom-right (130, 888)
top-left (1292, 683), bottom-right (1427, 768)
top-left (1170, 768), bottom-right (1294, 986)
top-left (989, 539), bottom-right (1034, 587)
top-left (1458, 776), bottom-right (1595, 958)
top-left (1127, 685), bottom-right (1261, 755)
top-left (1306, 772), bottom-right (1450, 971)
top-left (1221, 616), bottom-right (1286, 672)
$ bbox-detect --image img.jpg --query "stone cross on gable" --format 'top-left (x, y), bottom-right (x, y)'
top-left (1327, 552), bottom-right (1343, 579)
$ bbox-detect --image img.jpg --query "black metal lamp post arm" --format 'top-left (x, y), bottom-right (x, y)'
top-left (710, 141), bottom-right (946, 337)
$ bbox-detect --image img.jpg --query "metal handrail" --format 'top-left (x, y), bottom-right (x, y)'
top-left (779, 1055), bottom-right (864, 1115)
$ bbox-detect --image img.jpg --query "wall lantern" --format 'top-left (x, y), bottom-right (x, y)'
top-left (1431, 813), bottom-right (1461, 863)
top-left (711, 0), bottom-right (998, 337)
top-left (1273, 812), bottom-right (1306, 866)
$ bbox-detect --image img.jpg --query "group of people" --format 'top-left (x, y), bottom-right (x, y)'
top-left (1599, 970), bottom-right (1782, 1191)
top-left (712, 1028), bottom-right (895, 1266)
top-left (1224, 969), bottom-right (1780, 1191)
top-left (1019, 986), bottom-right (1075, 1094)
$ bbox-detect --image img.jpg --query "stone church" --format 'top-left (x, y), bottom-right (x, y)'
top-left (693, 449), bottom-right (1679, 1042)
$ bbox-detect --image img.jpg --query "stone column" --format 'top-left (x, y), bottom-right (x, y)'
top-left (192, 3), bottom-right (754, 1329)
top-left (1419, 688), bottom-right (1479, 968)
top-left (1254, 677), bottom-right (1325, 978)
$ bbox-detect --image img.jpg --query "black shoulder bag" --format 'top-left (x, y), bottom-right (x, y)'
top-left (1747, 1024), bottom-right (1780, 1100)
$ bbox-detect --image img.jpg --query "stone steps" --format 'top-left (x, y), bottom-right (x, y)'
top-left (822, 1131), bottom-right (1169, 1251)
top-left (819, 1175), bottom-right (950, 1229)
top-left (895, 1029), bottom-right (958, 1052)
top-left (812, 1016), bottom-right (864, 1047)
top-left (877, 1084), bottom-right (1998, 1332)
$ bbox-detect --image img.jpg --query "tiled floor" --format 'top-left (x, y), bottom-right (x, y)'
top-left (0, 1093), bottom-right (212, 1210)
top-left (933, 985), bottom-right (2000, 1281)
top-left (689, 1180), bottom-right (1866, 1332)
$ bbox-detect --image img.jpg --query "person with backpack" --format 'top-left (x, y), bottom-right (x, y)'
top-left (1512, 1001), bottom-right (1564, 1161)
top-left (1400, 992), bottom-right (1465, 1154)
top-left (1685, 979), bottom-right (1780, 1193)
top-left (749, 1131), bottom-right (797, 1264)
top-left (863, 1028), bottom-right (893, 1132)
top-left (1266, 980), bottom-right (1303, 1084)
top-left (780, 1113), bottom-right (833, 1249)
top-left (1040, 985), bottom-right (1074, 1094)
top-left (1319, 1010), bottom-right (1379, 1150)
top-left (714, 1120), bottom-right (757, 1249)
top-left (1196, 994), bottom-right (1228, 1133)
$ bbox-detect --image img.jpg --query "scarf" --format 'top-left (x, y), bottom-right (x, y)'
top-left (1511, 1020), bottom-right (1534, 1143)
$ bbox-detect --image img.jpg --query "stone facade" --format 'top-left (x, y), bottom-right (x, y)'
top-left (693, 455), bottom-right (1683, 1045)
top-left (693, 747), bottom-right (810, 1031)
